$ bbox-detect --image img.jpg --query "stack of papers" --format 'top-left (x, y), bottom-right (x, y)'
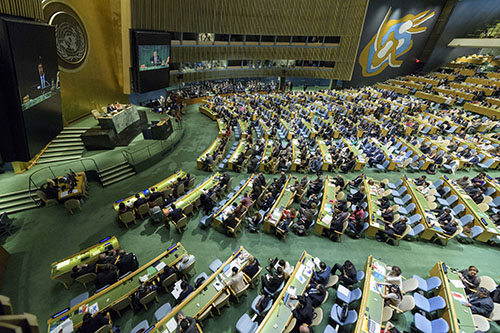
top-left (321, 215), bottom-right (332, 226)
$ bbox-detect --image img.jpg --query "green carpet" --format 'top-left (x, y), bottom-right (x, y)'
top-left (1, 102), bottom-right (499, 332)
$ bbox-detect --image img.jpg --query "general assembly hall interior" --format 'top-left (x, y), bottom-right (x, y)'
top-left (1, 0), bottom-right (500, 332)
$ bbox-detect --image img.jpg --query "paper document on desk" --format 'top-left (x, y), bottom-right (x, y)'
top-left (60, 191), bottom-right (69, 198)
top-left (166, 317), bottom-right (177, 332)
top-left (213, 280), bottom-right (224, 292)
top-left (368, 319), bottom-right (381, 333)
top-left (171, 280), bottom-right (183, 299)
top-left (155, 262), bottom-right (167, 272)
top-left (450, 279), bottom-right (465, 289)
top-left (452, 291), bottom-right (467, 304)
top-left (296, 265), bottom-right (304, 279)
top-left (88, 302), bottom-right (99, 315)
top-left (50, 318), bottom-right (73, 333)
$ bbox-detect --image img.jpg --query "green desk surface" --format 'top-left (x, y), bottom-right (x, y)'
top-left (257, 252), bottom-right (314, 333)
top-left (199, 106), bottom-right (217, 118)
top-left (197, 138), bottom-right (223, 163)
top-left (302, 120), bottom-right (318, 135)
top-left (431, 262), bottom-right (475, 333)
top-left (343, 139), bottom-right (366, 164)
top-left (217, 119), bottom-right (226, 135)
top-left (113, 170), bottom-right (186, 211)
top-left (404, 178), bottom-right (444, 235)
top-left (371, 139), bottom-right (393, 160)
top-left (280, 119), bottom-right (291, 133)
top-left (151, 247), bottom-right (251, 333)
top-left (48, 243), bottom-right (187, 332)
top-left (398, 139), bottom-right (426, 158)
top-left (316, 176), bottom-right (336, 229)
top-left (163, 174), bottom-right (220, 214)
top-left (228, 139), bottom-right (247, 165)
top-left (317, 140), bottom-right (332, 165)
top-left (22, 88), bottom-right (60, 111)
top-left (50, 237), bottom-right (120, 281)
top-left (265, 177), bottom-right (293, 229)
top-left (364, 178), bottom-right (383, 230)
top-left (261, 140), bottom-right (274, 161)
top-left (238, 119), bottom-right (248, 133)
top-left (260, 120), bottom-right (271, 134)
top-left (292, 139), bottom-right (300, 165)
top-left (485, 176), bottom-right (500, 196)
top-left (214, 175), bottom-right (255, 227)
top-left (443, 177), bottom-right (500, 234)
top-left (355, 256), bottom-right (386, 333)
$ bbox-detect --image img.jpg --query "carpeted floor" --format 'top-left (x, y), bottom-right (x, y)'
top-left (1, 102), bottom-right (499, 332)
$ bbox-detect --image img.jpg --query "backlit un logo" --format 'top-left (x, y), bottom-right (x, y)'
top-left (359, 8), bottom-right (435, 77)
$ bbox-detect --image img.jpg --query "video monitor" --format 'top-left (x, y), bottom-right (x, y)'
top-left (131, 30), bottom-right (171, 93)
top-left (138, 45), bottom-right (170, 71)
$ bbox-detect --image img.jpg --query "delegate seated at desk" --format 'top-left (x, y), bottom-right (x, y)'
top-left (465, 287), bottom-right (494, 317)
top-left (459, 265), bottom-right (480, 294)
top-left (80, 312), bottom-right (110, 333)
top-left (243, 255), bottom-right (260, 279)
top-left (176, 312), bottom-right (199, 333)
top-left (261, 266), bottom-right (285, 293)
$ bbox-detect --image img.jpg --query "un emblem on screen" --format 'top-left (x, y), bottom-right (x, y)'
top-left (45, 3), bottom-right (88, 70)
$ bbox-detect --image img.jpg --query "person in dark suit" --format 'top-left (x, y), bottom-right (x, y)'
top-left (459, 266), bottom-right (480, 294)
top-left (331, 260), bottom-right (357, 286)
top-left (168, 204), bottom-right (183, 223)
top-left (177, 281), bottom-right (194, 304)
top-left (80, 312), bottom-right (110, 333)
top-left (466, 287), bottom-right (494, 317)
top-left (95, 267), bottom-right (117, 290)
top-left (150, 50), bottom-right (162, 66)
top-left (305, 283), bottom-right (327, 307)
top-left (243, 255), bottom-right (260, 279)
top-left (116, 250), bottom-right (139, 276)
top-left (175, 313), bottom-right (199, 333)
top-left (442, 220), bottom-right (458, 236)
top-left (71, 263), bottom-right (95, 279)
top-left (437, 208), bottom-right (452, 224)
top-left (291, 295), bottom-right (314, 326)
top-left (148, 187), bottom-right (163, 203)
top-left (133, 194), bottom-right (148, 209)
top-left (261, 267), bottom-right (285, 293)
top-left (377, 217), bottom-right (408, 242)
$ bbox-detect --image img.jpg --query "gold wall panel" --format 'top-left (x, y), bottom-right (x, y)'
top-left (0, 0), bottom-right (43, 21)
top-left (131, 0), bottom-right (369, 81)
top-left (43, 0), bottom-right (127, 124)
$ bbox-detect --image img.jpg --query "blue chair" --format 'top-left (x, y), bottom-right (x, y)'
top-left (392, 186), bottom-right (407, 197)
top-left (131, 320), bottom-right (149, 333)
top-left (154, 302), bottom-right (172, 322)
top-left (209, 259), bottom-right (223, 273)
top-left (235, 313), bottom-right (258, 333)
top-left (199, 215), bottom-right (213, 228)
top-left (323, 325), bottom-right (338, 333)
top-left (70, 292), bottom-right (89, 308)
top-left (437, 195), bottom-right (458, 207)
top-left (408, 224), bottom-right (425, 237)
top-left (251, 295), bottom-right (273, 316)
top-left (414, 312), bottom-right (449, 333)
top-left (408, 214), bottom-right (422, 226)
top-left (413, 275), bottom-right (442, 293)
top-left (394, 194), bottom-right (412, 206)
top-left (469, 225), bottom-right (484, 239)
top-left (414, 293), bottom-right (446, 313)
top-left (337, 287), bottom-right (362, 304)
top-left (399, 203), bottom-right (416, 216)
top-left (356, 271), bottom-right (365, 283)
top-left (458, 214), bottom-right (474, 227)
top-left (330, 304), bottom-right (358, 326)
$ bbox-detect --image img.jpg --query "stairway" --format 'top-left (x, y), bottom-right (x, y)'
top-left (36, 127), bottom-right (90, 165)
top-left (98, 161), bottom-right (136, 187)
top-left (0, 189), bottom-right (40, 215)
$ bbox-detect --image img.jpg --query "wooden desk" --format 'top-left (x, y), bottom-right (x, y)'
top-left (370, 139), bottom-right (396, 171)
top-left (442, 176), bottom-right (500, 243)
top-left (431, 87), bottom-right (475, 101)
top-left (263, 176), bottom-right (294, 233)
top-left (354, 256), bottom-right (386, 333)
top-left (50, 237), bottom-right (120, 288)
top-left (314, 176), bottom-right (336, 236)
top-left (397, 138), bottom-right (433, 171)
top-left (430, 262), bottom-right (475, 333)
top-left (403, 178), bottom-right (445, 241)
top-left (342, 139), bottom-right (366, 170)
top-left (464, 102), bottom-right (500, 118)
top-left (256, 251), bottom-right (314, 333)
top-left (228, 139), bottom-right (248, 171)
top-left (377, 83), bottom-right (410, 95)
top-left (485, 97), bottom-right (500, 107)
top-left (162, 173), bottom-right (220, 215)
top-left (217, 119), bottom-right (227, 137)
top-left (213, 175), bottom-right (255, 230)
top-left (259, 139), bottom-right (274, 173)
top-left (47, 243), bottom-right (187, 332)
top-left (113, 170), bottom-right (186, 211)
top-left (199, 105), bottom-right (217, 120)
top-left (415, 91), bottom-right (453, 105)
top-left (57, 172), bottom-right (85, 201)
top-left (364, 177), bottom-right (384, 237)
top-left (317, 140), bottom-right (332, 171)
top-left (197, 137), bottom-right (224, 170)
top-left (150, 246), bottom-right (252, 333)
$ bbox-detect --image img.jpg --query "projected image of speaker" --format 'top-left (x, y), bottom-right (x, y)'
top-left (131, 30), bottom-right (171, 93)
